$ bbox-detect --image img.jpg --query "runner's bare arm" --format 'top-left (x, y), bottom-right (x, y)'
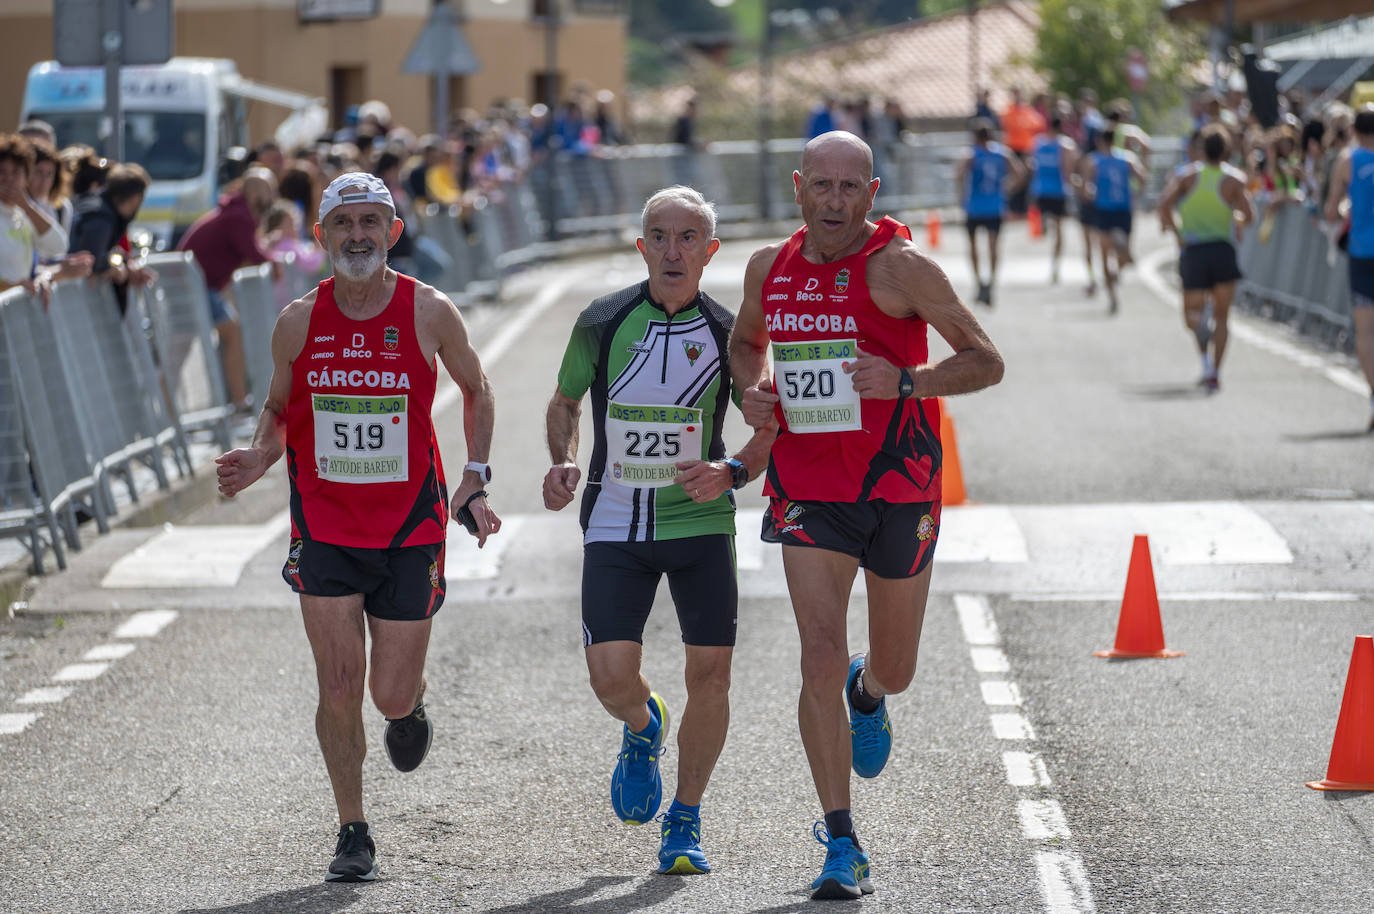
top-left (854, 240), bottom-right (1004, 400)
top-left (214, 291), bottom-right (313, 497)
top-left (1221, 170), bottom-right (1254, 228)
top-left (1325, 152), bottom-right (1352, 223)
top-left (728, 243), bottom-right (784, 429)
top-left (1005, 149), bottom-right (1029, 191)
top-left (420, 284), bottom-right (500, 543)
top-left (1157, 171), bottom-right (1195, 239)
top-left (543, 388), bottom-right (582, 511)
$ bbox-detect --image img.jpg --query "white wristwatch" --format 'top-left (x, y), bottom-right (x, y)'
top-left (464, 462), bottom-right (492, 483)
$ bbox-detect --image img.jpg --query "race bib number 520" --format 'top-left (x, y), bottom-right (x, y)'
top-left (772, 338), bottom-right (862, 433)
top-left (313, 394), bottom-right (408, 483)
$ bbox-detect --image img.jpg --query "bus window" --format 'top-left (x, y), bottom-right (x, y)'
top-left (27, 109), bottom-right (206, 181)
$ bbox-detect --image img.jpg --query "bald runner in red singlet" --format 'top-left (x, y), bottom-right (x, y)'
top-left (215, 172), bottom-right (499, 884)
top-left (730, 132), bottom-right (1003, 900)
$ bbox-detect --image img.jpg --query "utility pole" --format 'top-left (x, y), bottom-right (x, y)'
top-left (544, 0), bottom-right (562, 240)
top-left (759, 0), bottom-right (774, 222)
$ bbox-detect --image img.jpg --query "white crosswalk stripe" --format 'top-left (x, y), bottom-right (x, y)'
top-left (88, 500), bottom-right (1372, 595)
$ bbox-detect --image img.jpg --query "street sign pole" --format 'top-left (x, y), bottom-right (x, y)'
top-left (102, 0), bottom-right (123, 161)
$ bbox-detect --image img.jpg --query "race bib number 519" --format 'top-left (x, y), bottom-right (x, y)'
top-left (773, 338), bottom-right (862, 433)
top-left (313, 394), bottom-right (408, 483)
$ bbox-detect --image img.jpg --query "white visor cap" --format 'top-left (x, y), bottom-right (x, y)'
top-left (318, 172), bottom-right (396, 222)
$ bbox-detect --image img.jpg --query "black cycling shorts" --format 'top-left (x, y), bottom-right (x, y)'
top-left (966, 215), bottom-right (1003, 237)
top-left (1179, 240), bottom-right (1241, 291)
top-left (761, 498), bottom-right (941, 580)
top-left (582, 535), bottom-right (737, 647)
top-left (1035, 196), bottom-right (1067, 217)
top-left (1350, 256), bottom-right (1374, 307)
top-left (283, 536), bottom-right (446, 621)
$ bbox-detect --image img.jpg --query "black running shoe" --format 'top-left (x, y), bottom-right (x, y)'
top-left (384, 702), bottom-right (433, 772)
top-left (326, 821), bottom-right (377, 883)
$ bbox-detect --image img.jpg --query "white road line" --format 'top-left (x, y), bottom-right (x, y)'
top-left (955, 593), bottom-right (1000, 645)
top-left (52, 662), bottom-right (110, 682)
top-left (1003, 751), bottom-right (1052, 787)
top-left (735, 508), bottom-right (765, 571)
top-left (1140, 244), bottom-right (1366, 402)
top-left (435, 267), bottom-right (592, 413)
top-left (1036, 851), bottom-right (1097, 914)
top-left (17, 685), bottom-right (75, 704)
top-left (445, 515), bottom-right (527, 580)
top-left (939, 506), bottom-right (1030, 562)
top-left (981, 681), bottom-right (1023, 706)
top-left (1134, 503), bottom-right (1292, 565)
top-left (0, 712), bottom-right (41, 735)
top-left (955, 592), bottom-right (1095, 914)
top-left (1019, 799), bottom-right (1072, 840)
top-left (991, 712), bottom-right (1036, 740)
top-left (969, 646), bottom-right (1010, 673)
top-left (100, 511), bottom-right (291, 589)
top-left (1013, 590), bottom-right (1362, 603)
top-left (83, 644), bottom-right (136, 662)
top-left (114, 610), bottom-right (179, 639)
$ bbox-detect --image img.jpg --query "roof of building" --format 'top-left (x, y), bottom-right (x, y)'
top-left (629, 0), bottom-right (1044, 129)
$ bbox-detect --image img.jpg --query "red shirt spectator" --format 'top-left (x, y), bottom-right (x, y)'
top-left (177, 171), bottom-right (275, 292)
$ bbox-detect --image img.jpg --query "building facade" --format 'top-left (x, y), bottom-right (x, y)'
top-left (4, 0), bottom-right (626, 144)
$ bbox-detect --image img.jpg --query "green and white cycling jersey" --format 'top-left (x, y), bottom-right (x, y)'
top-left (557, 281), bottom-right (740, 543)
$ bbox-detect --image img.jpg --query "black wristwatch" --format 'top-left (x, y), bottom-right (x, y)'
top-left (897, 368), bottom-right (915, 399)
top-left (726, 458), bottom-right (749, 490)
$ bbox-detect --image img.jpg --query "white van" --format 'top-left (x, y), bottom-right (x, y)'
top-left (21, 57), bottom-right (320, 250)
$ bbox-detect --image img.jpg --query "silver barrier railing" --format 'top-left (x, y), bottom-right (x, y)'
top-left (1236, 200), bottom-right (1353, 344)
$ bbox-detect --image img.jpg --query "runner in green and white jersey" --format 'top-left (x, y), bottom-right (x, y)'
top-left (543, 186), bottom-right (774, 877)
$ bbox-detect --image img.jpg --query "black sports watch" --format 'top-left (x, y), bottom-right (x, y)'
top-left (726, 458), bottom-right (749, 490)
top-left (897, 368), bottom-right (915, 399)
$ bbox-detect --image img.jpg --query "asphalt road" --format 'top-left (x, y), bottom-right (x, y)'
top-left (2, 219), bottom-right (1373, 913)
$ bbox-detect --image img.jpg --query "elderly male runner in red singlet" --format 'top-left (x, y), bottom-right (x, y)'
top-left (215, 172), bottom-right (499, 883)
top-left (729, 131), bottom-right (1004, 900)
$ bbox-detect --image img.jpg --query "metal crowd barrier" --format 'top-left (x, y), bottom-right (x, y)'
top-left (1236, 201), bottom-right (1353, 345)
top-left (422, 134), bottom-right (1187, 304)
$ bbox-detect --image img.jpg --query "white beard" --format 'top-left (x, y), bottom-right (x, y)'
top-left (333, 244), bottom-right (385, 281)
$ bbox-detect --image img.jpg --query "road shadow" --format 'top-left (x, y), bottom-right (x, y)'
top-left (1282, 428), bottom-right (1374, 443)
top-left (484, 874), bottom-right (689, 913)
top-left (1123, 383), bottom-right (1210, 401)
top-left (179, 883), bottom-right (359, 914)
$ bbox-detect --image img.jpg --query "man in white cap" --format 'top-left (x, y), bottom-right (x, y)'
top-left (215, 172), bottom-right (500, 883)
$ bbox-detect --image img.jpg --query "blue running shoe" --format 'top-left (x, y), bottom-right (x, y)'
top-left (611, 692), bottom-right (670, 824)
top-left (847, 653), bottom-right (892, 779)
top-left (656, 808), bottom-right (711, 875)
top-left (809, 821), bottom-right (873, 899)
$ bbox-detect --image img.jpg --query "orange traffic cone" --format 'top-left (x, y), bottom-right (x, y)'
top-left (938, 397), bottom-right (966, 506)
top-left (1028, 204), bottom-right (1043, 239)
top-left (926, 210), bottom-right (941, 249)
top-left (1307, 635), bottom-right (1374, 791)
top-left (1094, 535), bottom-right (1185, 659)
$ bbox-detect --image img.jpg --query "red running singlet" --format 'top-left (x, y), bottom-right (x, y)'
top-left (761, 216), bottom-right (942, 503)
top-left (285, 275), bottom-right (449, 547)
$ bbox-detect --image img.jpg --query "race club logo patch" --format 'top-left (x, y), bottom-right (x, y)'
top-left (916, 513), bottom-right (935, 541)
top-left (428, 561), bottom-right (439, 590)
top-left (834, 269), bottom-right (850, 294)
top-left (384, 325), bottom-right (399, 351)
top-left (286, 538), bottom-right (303, 567)
top-left (783, 502), bottom-right (805, 523)
top-left (682, 339), bottom-right (705, 366)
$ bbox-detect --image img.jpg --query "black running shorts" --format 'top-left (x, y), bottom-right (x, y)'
top-left (1179, 240), bottom-right (1241, 291)
top-left (284, 537), bottom-right (446, 621)
top-left (966, 215), bottom-right (1003, 237)
top-left (761, 498), bottom-right (941, 580)
top-left (1350, 256), bottom-right (1374, 307)
top-left (582, 535), bottom-right (737, 647)
top-left (1095, 208), bottom-right (1132, 235)
top-left (1035, 196), bottom-right (1067, 217)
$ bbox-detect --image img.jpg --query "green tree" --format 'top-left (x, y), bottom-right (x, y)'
top-left (1030, 0), bottom-right (1206, 129)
